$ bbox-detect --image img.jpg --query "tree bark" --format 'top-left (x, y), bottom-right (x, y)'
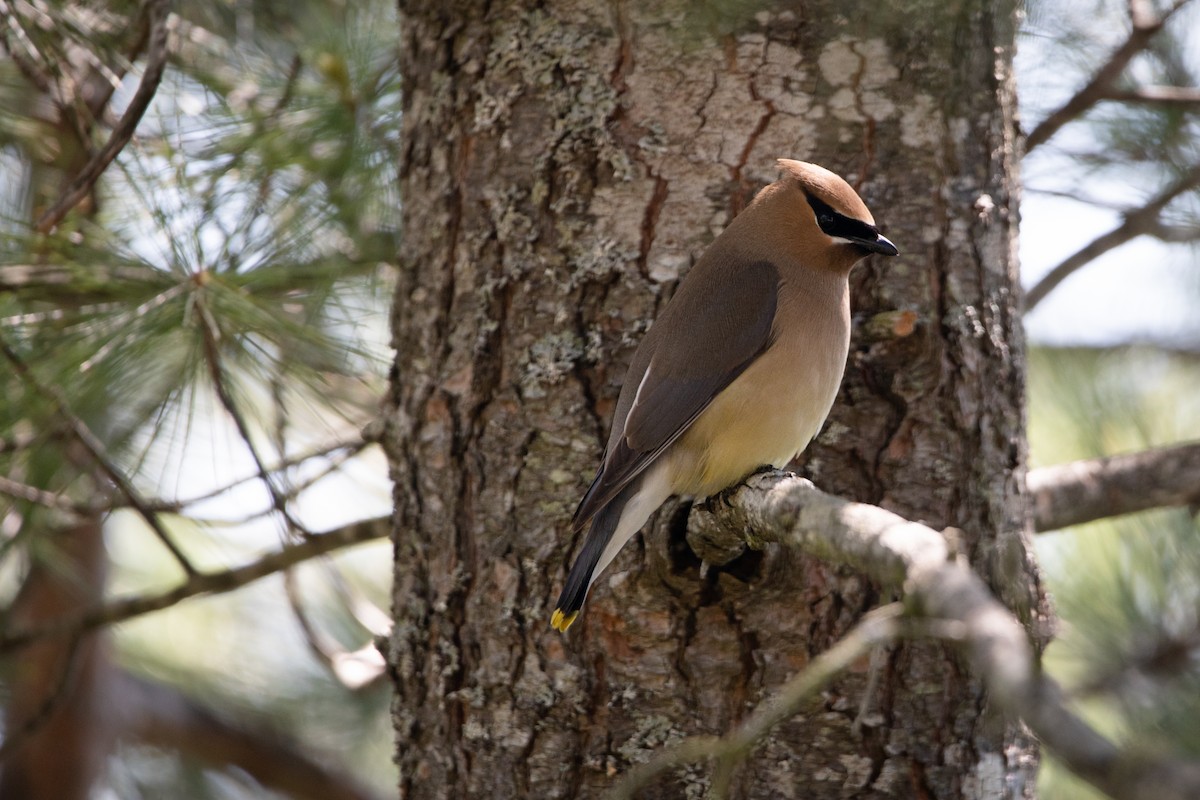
top-left (386, 1), bottom-right (1046, 797)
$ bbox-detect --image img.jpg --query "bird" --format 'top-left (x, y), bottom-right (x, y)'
top-left (550, 159), bottom-right (898, 633)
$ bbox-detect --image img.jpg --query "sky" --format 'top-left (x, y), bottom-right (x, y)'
top-left (1020, 191), bottom-right (1200, 347)
top-left (1015, 0), bottom-right (1200, 348)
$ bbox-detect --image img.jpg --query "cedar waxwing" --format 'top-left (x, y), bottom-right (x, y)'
top-left (551, 159), bottom-right (898, 632)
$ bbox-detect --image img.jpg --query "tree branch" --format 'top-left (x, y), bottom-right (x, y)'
top-left (34, 0), bottom-right (171, 234)
top-left (1024, 0), bottom-right (1192, 152)
top-left (1102, 85), bottom-right (1200, 106)
top-left (1146, 219), bottom-right (1200, 243)
top-left (1028, 441), bottom-right (1200, 531)
top-left (0, 516), bottom-right (390, 654)
top-left (1024, 161), bottom-right (1200, 312)
top-left (618, 472), bottom-right (1200, 800)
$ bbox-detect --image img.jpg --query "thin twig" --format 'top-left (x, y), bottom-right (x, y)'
top-left (1024, 0), bottom-right (1192, 152)
top-left (0, 474), bottom-right (89, 514)
top-left (0, 334), bottom-right (197, 576)
top-left (707, 605), bottom-right (904, 799)
top-left (282, 544), bottom-right (391, 690)
top-left (266, 341), bottom-right (387, 690)
top-left (609, 605), bottom-right (975, 799)
top-left (0, 438), bottom-right (366, 523)
top-left (79, 0), bottom-right (155, 123)
top-left (283, 570), bottom-right (336, 659)
top-left (0, 515), bottom-right (390, 654)
top-left (34, 0), bottom-right (171, 233)
top-left (0, 263), bottom-right (170, 293)
top-left (1024, 185), bottom-right (1128, 211)
top-left (192, 288), bottom-right (314, 537)
top-left (155, 437), bottom-right (369, 516)
top-left (281, 568), bottom-right (382, 689)
top-left (1024, 161), bottom-right (1200, 312)
top-left (1029, 441), bottom-right (1200, 531)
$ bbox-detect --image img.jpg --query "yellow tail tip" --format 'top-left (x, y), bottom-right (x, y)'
top-left (550, 608), bottom-right (578, 632)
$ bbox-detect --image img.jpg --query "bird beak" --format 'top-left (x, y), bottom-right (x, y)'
top-left (860, 233), bottom-right (899, 257)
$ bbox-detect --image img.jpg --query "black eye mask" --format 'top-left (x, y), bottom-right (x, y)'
top-left (804, 192), bottom-right (899, 256)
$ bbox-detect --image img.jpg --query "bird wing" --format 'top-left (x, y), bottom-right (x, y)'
top-left (571, 258), bottom-right (779, 530)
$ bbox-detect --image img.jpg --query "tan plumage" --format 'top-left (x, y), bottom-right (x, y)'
top-left (551, 159), bottom-right (898, 632)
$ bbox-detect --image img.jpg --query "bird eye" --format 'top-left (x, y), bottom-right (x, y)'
top-left (818, 213), bottom-right (835, 226)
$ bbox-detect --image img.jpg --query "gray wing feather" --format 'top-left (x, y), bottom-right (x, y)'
top-left (572, 258), bottom-right (779, 530)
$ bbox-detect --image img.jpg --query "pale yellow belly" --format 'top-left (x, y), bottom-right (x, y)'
top-left (664, 342), bottom-right (845, 498)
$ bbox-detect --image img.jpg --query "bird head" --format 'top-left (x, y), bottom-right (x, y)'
top-left (776, 159), bottom-right (899, 260)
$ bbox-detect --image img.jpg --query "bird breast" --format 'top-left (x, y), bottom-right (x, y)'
top-left (664, 274), bottom-right (850, 498)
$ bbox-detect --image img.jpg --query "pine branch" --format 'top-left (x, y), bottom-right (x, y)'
top-left (1028, 441), bottom-right (1200, 531)
top-left (0, 264), bottom-right (170, 295)
top-left (193, 287), bottom-right (314, 537)
top-left (0, 334), bottom-right (197, 577)
top-left (0, 474), bottom-right (89, 514)
top-left (34, 0), bottom-right (171, 234)
top-left (0, 516), bottom-right (390, 654)
top-left (1025, 0), bottom-right (1193, 152)
top-left (1024, 161), bottom-right (1200, 312)
top-left (613, 472), bottom-right (1200, 800)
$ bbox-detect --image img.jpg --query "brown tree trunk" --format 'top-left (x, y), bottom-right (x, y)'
top-left (0, 518), bottom-right (110, 800)
top-left (386, 1), bottom-right (1045, 797)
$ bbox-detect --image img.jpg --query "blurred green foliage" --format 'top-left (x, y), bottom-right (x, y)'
top-left (1, 0), bottom-right (399, 795)
top-left (1031, 347), bottom-right (1200, 800)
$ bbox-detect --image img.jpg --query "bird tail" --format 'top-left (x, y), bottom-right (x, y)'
top-left (551, 468), bottom-right (675, 633)
top-left (551, 483), bottom-right (630, 632)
